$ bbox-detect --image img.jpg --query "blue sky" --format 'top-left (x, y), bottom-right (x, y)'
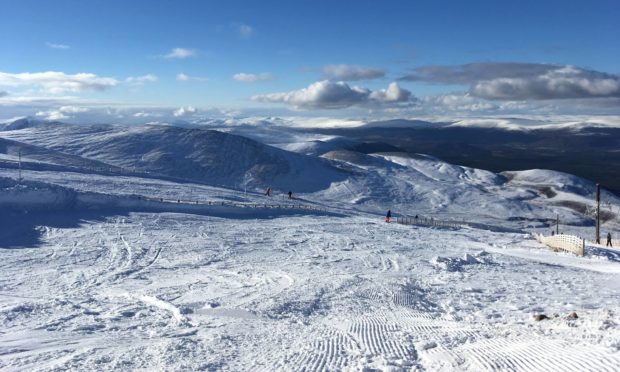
top-left (0, 0), bottom-right (619, 121)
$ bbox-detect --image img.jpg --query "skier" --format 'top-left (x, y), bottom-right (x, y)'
top-left (385, 209), bottom-right (391, 223)
top-left (288, 191), bottom-right (293, 199)
top-left (607, 232), bottom-right (613, 247)
top-left (265, 187), bottom-right (271, 196)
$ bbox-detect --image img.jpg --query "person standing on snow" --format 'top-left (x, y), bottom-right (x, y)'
top-left (288, 191), bottom-right (293, 199)
top-left (608, 232), bottom-right (613, 247)
top-left (386, 209), bottom-right (391, 223)
top-left (265, 187), bottom-right (271, 196)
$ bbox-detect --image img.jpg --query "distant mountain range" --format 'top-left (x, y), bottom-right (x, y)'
top-left (304, 119), bottom-right (620, 195)
top-left (2, 117), bottom-right (618, 198)
top-left (1, 118), bottom-right (618, 226)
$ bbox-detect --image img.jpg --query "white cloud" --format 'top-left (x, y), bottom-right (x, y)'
top-left (36, 110), bottom-right (68, 120)
top-left (369, 82), bottom-right (411, 103)
top-left (323, 64), bottom-right (385, 81)
top-left (238, 24), bottom-right (253, 38)
top-left (233, 72), bottom-right (274, 83)
top-left (173, 106), bottom-right (197, 117)
top-left (424, 93), bottom-right (497, 112)
top-left (0, 71), bottom-right (117, 94)
top-left (0, 95), bottom-right (80, 106)
top-left (46, 42), bottom-right (70, 50)
top-left (35, 105), bottom-right (89, 121)
top-left (125, 74), bottom-right (158, 85)
top-left (58, 105), bottom-right (89, 113)
top-left (163, 48), bottom-right (197, 59)
top-left (177, 73), bottom-right (209, 82)
top-left (252, 80), bottom-right (413, 109)
top-left (133, 111), bottom-right (162, 118)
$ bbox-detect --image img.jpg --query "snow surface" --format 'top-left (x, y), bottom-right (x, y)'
top-left (1, 122), bottom-right (620, 371)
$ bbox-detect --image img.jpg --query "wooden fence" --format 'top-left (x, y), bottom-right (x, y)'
top-left (534, 233), bottom-right (585, 256)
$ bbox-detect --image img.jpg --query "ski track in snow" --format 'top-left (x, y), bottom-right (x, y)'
top-left (1, 208), bottom-right (619, 371)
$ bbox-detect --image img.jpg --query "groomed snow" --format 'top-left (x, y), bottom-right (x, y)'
top-left (1, 206), bottom-right (619, 370)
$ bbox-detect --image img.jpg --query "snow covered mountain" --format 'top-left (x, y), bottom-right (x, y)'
top-left (1, 122), bottom-right (347, 192)
top-left (2, 119), bottom-right (618, 225)
top-left (0, 117), bottom-right (63, 131)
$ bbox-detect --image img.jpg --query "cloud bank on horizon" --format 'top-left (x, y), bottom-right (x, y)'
top-left (400, 63), bottom-right (620, 101)
top-left (0, 71), bottom-right (117, 94)
top-left (3, 64), bottom-right (618, 123)
top-left (0, 0), bottom-right (618, 123)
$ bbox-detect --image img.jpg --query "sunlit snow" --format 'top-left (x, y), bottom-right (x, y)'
top-left (1, 121), bottom-right (619, 370)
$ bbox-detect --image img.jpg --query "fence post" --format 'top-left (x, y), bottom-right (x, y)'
top-left (581, 238), bottom-right (585, 257)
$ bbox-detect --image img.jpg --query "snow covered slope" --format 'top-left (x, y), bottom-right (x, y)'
top-left (318, 151), bottom-right (615, 228)
top-left (1, 123), bottom-right (347, 192)
top-left (504, 169), bottom-right (601, 196)
top-left (0, 137), bottom-right (118, 170)
top-left (1, 177), bottom-right (619, 370)
top-left (502, 169), bottom-right (620, 231)
top-left (1, 121), bottom-right (619, 370)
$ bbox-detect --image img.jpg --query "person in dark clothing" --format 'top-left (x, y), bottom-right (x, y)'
top-left (608, 232), bottom-right (613, 247)
top-left (385, 209), bottom-right (391, 223)
top-left (265, 187), bottom-right (271, 196)
top-left (288, 191), bottom-right (293, 199)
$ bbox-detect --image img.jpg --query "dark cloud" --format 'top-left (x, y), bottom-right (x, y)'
top-left (322, 64), bottom-right (385, 81)
top-left (472, 66), bottom-right (620, 100)
top-left (399, 62), bottom-right (620, 100)
top-left (252, 81), bottom-right (412, 109)
top-left (399, 62), bottom-right (556, 84)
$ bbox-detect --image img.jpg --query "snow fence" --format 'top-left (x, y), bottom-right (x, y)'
top-left (0, 176), bottom-right (331, 215)
top-left (138, 195), bottom-right (329, 212)
top-left (534, 233), bottom-right (585, 256)
top-left (395, 216), bottom-right (464, 229)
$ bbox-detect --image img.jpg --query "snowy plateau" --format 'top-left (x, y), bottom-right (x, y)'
top-left (1, 119), bottom-right (619, 371)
